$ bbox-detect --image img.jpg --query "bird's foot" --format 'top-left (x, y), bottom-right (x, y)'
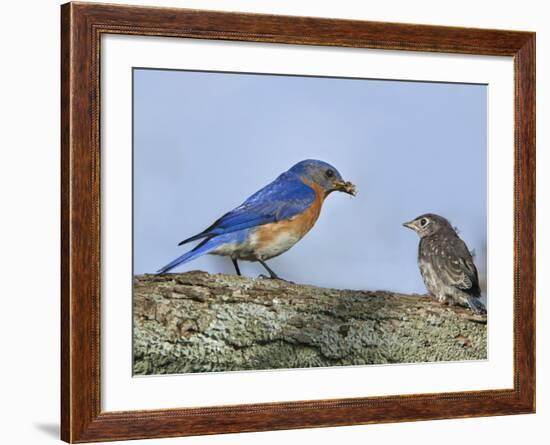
top-left (468, 304), bottom-right (487, 316)
top-left (257, 274), bottom-right (294, 284)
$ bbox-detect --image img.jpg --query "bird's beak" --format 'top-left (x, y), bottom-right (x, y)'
top-left (402, 220), bottom-right (416, 230)
top-left (333, 180), bottom-right (357, 196)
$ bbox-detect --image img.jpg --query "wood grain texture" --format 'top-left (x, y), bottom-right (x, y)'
top-left (60, 2), bottom-right (536, 442)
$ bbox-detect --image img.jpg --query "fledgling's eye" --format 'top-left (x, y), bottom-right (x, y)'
top-left (420, 218), bottom-right (428, 226)
top-left (325, 169), bottom-right (334, 178)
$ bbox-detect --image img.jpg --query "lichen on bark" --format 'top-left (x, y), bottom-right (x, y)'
top-left (133, 271), bottom-right (487, 375)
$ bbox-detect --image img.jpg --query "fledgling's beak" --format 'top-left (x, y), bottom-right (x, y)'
top-left (334, 180), bottom-right (357, 196)
top-left (402, 220), bottom-right (415, 230)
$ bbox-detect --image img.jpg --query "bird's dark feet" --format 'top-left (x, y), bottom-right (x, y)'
top-left (468, 305), bottom-right (487, 316)
top-left (257, 274), bottom-right (294, 284)
top-left (257, 260), bottom-right (294, 282)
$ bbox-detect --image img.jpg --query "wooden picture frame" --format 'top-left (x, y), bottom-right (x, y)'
top-left (61, 2), bottom-right (535, 442)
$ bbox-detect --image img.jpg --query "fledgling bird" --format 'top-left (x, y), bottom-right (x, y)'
top-left (157, 159), bottom-right (356, 280)
top-left (403, 213), bottom-right (486, 314)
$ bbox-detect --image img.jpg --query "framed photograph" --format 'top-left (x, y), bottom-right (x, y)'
top-left (61, 2), bottom-right (535, 442)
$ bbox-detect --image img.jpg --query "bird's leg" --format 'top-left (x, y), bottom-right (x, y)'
top-left (232, 259), bottom-right (241, 276)
top-left (258, 260), bottom-right (287, 281)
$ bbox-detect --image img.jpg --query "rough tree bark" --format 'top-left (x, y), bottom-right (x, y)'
top-left (133, 271), bottom-right (487, 375)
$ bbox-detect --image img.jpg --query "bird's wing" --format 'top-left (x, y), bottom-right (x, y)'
top-left (433, 236), bottom-right (480, 293)
top-left (178, 174), bottom-right (316, 245)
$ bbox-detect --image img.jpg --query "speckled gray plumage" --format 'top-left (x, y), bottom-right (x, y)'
top-left (404, 214), bottom-right (486, 314)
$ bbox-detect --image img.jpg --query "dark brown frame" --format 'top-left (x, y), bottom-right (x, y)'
top-left (61, 2), bottom-right (536, 442)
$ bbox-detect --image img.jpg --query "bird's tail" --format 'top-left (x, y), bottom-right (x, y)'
top-left (156, 237), bottom-right (223, 274)
top-left (467, 296), bottom-right (487, 315)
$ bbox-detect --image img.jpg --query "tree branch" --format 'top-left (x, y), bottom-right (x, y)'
top-left (133, 271), bottom-right (487, 375)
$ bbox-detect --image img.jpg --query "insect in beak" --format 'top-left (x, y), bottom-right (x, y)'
top-left (334, 180), bottom-right (357, 196)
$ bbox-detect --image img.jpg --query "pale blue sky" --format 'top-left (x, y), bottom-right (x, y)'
top-left (133, 68), bottom-right (487, 294)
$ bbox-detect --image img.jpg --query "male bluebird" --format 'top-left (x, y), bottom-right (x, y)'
top-left (403, 213), bottom-right (486, 314)
top-left (157, 159), bottom-right (356, 279)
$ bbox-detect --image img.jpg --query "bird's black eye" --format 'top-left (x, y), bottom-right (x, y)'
top-left (420, 218), bottom-right (428, 226)
top-left (325, 169), bottom-right (335, 178)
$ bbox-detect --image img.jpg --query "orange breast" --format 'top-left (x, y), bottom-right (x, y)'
top-left (254, 180), bottom-right (325, 255)
top-left (288, 180), bottom-right (325, 237)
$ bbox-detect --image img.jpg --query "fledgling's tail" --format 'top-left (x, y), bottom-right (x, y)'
top-left (156, 237), bottom-right (223, 274)
top-left (467, 296), bottom-right (487, 315)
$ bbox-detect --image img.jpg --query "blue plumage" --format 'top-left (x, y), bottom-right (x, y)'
top-left (157, 159), bottom-right (356, 278)
top-left (156, 232), bottom-right (248, 274)
top-left (178, 173), bottom-right (316, 245)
